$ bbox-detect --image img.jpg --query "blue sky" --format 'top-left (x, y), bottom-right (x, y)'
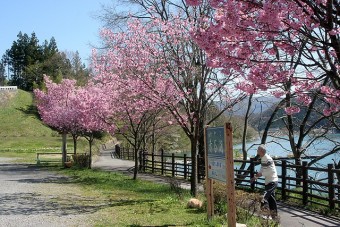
top-left (0, 0), bottom-right (113, 66)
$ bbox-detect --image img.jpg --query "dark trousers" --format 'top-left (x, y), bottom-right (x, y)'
top-left (262, 181), bottom-right (278, 212)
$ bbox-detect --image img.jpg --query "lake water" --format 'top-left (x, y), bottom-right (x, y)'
top-left (233, 134), bottom-right (340, 186)
top-left (170, 134), bottom-right (340, 185)
top-left (234, 134), bottom-right (340, 167)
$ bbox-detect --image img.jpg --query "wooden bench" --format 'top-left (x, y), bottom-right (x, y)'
top-left (36, 152), bottom-right (74, 164)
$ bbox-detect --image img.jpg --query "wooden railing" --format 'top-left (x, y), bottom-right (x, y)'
top-left (234, 159), bottom-right (340, 211)
top-left (119, 148), bottom-right (205, 181)
top-left (119, 147), bottom-right (135, 160)
top-left (118, 148), bottom-right (340, 211)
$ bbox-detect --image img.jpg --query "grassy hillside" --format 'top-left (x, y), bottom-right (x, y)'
top-left (0, 90), bottom-right (55, 137)
top-left (0, 90), bottom-right (88, 153)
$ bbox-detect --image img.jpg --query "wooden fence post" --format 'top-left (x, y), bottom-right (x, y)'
top-left (250, 158), bottom-right (255, 191)
top-left (184, 154), bottom-right (187, 179)
top-left (152, 152), bottom-right (155, 174)
top-left (127, 148), bottom-right (130, 160)
top-left (161, 149), bottom-right (164, 175)
top-left (225, 123), bottom-right (236, 227)
top-left (172, 153), bottom-right (175, 177)
top-left (328, 164), bottom-right (335, 210)
top-left (139, 150), bottom-right (142, 170)
top-left (143, 151), bottom-right (146, 172)
top-left (302, 161), bottom-right (308, 206)
top-left (281, 160), bottom-right (287, 201)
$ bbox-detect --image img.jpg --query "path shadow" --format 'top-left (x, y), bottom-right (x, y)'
top-left (0, 192), bottom-right (155, 216)
top-left (0, 162), bottom-right (156, 215)
top-left (0, 163), bottom-right (74, 184)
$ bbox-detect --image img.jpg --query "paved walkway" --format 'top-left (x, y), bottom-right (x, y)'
top-left (93, 150), bottom-right (340, 227)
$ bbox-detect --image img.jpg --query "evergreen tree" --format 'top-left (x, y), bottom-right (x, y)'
top-left (2, 32), bottom-right (89, 90)
top-left (5, 32), bottom-right (43, 90)
top-left (0, 59), bottom-right (6, 86)
top-left (70, 51), bottom-right (90, 85)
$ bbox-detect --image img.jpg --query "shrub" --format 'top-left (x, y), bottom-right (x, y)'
top-left (72, 154), bottom-right (90, 168)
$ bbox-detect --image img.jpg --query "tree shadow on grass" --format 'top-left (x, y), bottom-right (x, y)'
top-left (185, 208), bottom-right (205, 214)
top-left (16, 104), bottom-right (40, 118)
top-left (128, 225), bottom-right (181, 227)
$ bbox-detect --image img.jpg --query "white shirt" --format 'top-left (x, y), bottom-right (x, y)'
top-left (259, 153), bottom-right (278, 185)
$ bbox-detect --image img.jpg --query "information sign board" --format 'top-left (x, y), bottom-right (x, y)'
top-left (206, 127), bottom-right (226, 183)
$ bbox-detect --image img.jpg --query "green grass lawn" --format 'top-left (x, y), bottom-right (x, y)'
top-left (50, 167), bottom-right (277, 227)
top-left (55, 168), bottom-right (223, 226)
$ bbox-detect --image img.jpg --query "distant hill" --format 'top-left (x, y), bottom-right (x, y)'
top-left (247, 97), bottom-right (340, 132)
top-left (229, 96), bottom-right (281, 116)
top-left (215, 95), bottom-right (339, 132)
top-left (0, 89), bottom-right (55, 137)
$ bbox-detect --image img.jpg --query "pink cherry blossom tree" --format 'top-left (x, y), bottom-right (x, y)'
top-left (185, 0), bottom-right (339, 182)
top-left (73, 84), bottom-right (115, 168)
top-left (34, 76), bottom-right (80, 167)
top-left (89, 75), bottom-right (166, 178)
top-left (92, 14), bottom-right (245, 196)
top-left (185, 0), bottom-right (339, 114)
top-left (34, 76), bottom-right (112, 168)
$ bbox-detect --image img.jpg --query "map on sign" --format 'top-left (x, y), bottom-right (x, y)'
top-left (206, 127), bottom-right (226, 183)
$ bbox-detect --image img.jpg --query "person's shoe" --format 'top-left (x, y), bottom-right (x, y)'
top-left (270, 210), bottom-right (279, 220)
top-left (261, 215), bottom-right (272, 220)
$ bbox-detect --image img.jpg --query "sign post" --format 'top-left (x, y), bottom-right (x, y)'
top-left (204, 123), bottom-right (235, 227)
top-left (204, 126), bottom-right (214, 218)
top-left (225, 123), bottom-right (236, 227)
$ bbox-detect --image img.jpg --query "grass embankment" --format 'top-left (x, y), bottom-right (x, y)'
top-left (0, 90), bottom-right (91, 162)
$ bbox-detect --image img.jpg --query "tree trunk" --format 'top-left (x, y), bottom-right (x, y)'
top-left (190, 137), bottom-right (198, 197)
top-left (198, 118), bottom-right (205, 168)
top-left (62, 132), bottom-right (67, 168)
top-left (152, 122), bottom-right (156, 154)
top-left (242, 95), bottom-right (252, 160)
top-left (295, 157), bottom-right (302, 186)
top-left (133, 147), bottom-right (139, 180)
top-left (72, 134), bottom-right (77, 155)
top-left (88, 135), bottom-right (93, 169)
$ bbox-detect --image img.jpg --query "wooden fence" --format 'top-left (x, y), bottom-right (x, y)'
top-left (118, 148), bottom-right (340, 211)
top-left (235, 158), bottom-right (340, 211)
top-left (119, 148), bottom-right (205, 181)
top-left (120, 147), bottom-right (135, 160)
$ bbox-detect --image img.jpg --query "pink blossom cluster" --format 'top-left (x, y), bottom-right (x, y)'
top-left (186, 0), bottom-right (339, 115)
top-left (34, 76), bottom-right (113, 135)
top-left (91, 15), bottom-right (237, 130)
top-left (284, 106), bottom-right (300, 115)
top-left (320, 86), bottom-right (340, 116)
top-left (94, 15), bottom-right (242, 139)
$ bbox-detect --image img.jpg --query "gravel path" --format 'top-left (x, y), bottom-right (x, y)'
top-left (0, 158), bottom-right (102, 227)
